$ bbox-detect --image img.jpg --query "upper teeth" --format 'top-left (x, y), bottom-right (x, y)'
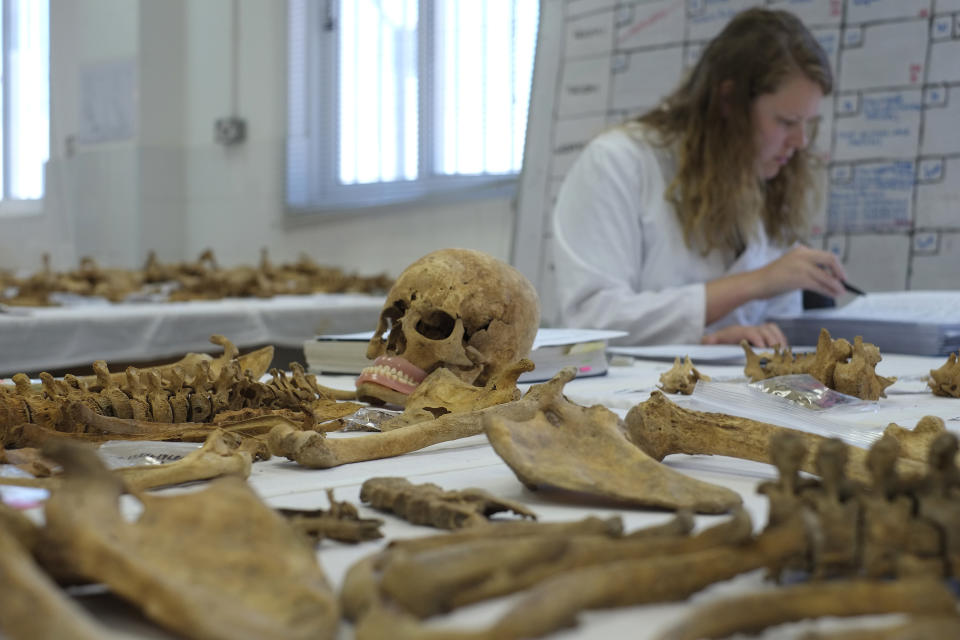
top-left (363, 364), bottom-right (417, 386)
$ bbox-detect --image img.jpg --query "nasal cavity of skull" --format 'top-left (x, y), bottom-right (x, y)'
top-left (415, 310), bottom-right (456, 340)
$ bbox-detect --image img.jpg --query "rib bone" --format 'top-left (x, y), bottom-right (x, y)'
top-left (486, 523), bottom-right (807, 639)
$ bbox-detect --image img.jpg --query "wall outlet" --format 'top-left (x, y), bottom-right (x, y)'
top-left (215, 117), bottom-right (247, 145)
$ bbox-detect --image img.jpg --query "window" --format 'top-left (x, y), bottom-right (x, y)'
top-left (287, 0), bottom-right (539, 212)
top-left (1, 0), bottom-right (48, 202)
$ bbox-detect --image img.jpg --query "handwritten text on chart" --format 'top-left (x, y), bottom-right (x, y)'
top-left (828, 161), bottom-right (915, 232)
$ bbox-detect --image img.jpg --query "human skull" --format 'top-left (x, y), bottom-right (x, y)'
top-left (356, 249), bottom-right (540, 406)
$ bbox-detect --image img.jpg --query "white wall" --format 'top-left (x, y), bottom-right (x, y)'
top-left (0, 0), bottom-right (516, 277)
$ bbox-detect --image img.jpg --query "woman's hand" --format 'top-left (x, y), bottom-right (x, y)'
top-left (702, 323), bottom-right (788, 348)
top-left (758, 245), bottom-right (847, 299)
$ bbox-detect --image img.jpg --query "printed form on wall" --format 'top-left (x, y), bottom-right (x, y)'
top-left (515, 0), bottom-right (960, 323)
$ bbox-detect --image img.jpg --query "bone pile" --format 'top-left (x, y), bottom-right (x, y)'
top-left (741, 327), bottom-right (896, 400)
top-left (0, 441), bottom-right (341, 640)
top-left (0, 335), bottom-right (362, 450)
top-left (0, 248), bottom-right (392, 306)
top-left (338, 430), bottom-right (960, 640)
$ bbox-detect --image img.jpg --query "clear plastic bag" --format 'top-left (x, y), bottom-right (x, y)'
top-left (340, 406), bottom-right (403, 432)
top-left (748, 374), bottom-right (866, 411)
top-left (97, 441), bottom-right (201, 469)
top-left (690, 378), bottom-right (881, 449)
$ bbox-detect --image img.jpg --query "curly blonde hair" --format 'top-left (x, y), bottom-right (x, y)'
top-left (632, 8), bottom-right (832, 255)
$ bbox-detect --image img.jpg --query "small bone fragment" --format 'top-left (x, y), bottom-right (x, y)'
top-left (658, 356), bottom-right (709, 395)
top-left (359, 477), bottom-right (536, 529)
top-left (379, 361), bottom-right (532, 430)
top-left (928, 352), bottom-right (960, 397)
top-left (278, 490), bottom-right (383, 543)
top-left (883, 415), bottom-right (948, 463)
top-left (625, 391), bottom-right (926, 485)
top-left (655, 578), bottom-right (958, 640)
top-left (485, 378), bottom-right (742, 514)
top-left (487, 523), bottom-right (807, 639)
top-left (38, 441), bottom-right (340, 640)
top-left (832, 336), bottom-right (896, 400)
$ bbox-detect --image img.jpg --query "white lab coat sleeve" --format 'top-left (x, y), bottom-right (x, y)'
top-left (763, 288), bottom-right (803, 320)
top-left (551, 134), bottom-right (706, 344)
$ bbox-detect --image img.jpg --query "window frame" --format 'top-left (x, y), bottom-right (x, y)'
top-left (285, 0), bottom-right (527, 216)
top-left (0, 0), bottom-right (49, 211)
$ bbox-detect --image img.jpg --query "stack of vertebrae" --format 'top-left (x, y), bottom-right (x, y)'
top-left (0, 357), bottom-right (328, 436)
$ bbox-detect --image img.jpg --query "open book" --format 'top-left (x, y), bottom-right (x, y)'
top-left (768, 291), bottom-right (960, 356)
top-left (303, 328), bottom-right (627, 383)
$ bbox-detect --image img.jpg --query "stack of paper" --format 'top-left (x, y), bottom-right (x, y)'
top-left (768, 291), bottom-right (960, 356)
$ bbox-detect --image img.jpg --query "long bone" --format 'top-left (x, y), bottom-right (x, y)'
top-left (624, 391), bottom-right (926, 485)
top-left (268, 366), bottom-right (571, 469)
top-left (341, 515), bottom-right (627, 622)
top-left (353, 521), bottom-right (808, 640)
top-left (484, 523), bottom-right (806, 640)
top-left (376, 508), bottom-right (749, 619)
top-left (0, 429), bottom-right (252, 492)
top-left (655, 578), bottom-right (959, 640)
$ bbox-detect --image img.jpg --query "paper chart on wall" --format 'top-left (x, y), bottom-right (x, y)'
top-left (514, 0), bottom-right (960, 326)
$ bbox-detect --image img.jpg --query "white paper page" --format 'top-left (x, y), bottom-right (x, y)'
top-left (606, 344), bottom-right (748, 364)
top-left (532, 328), bottom-right (627, 348)
top-left (316, 328), bottom-right (628, 348)
top-left (791, 291), bottom-right (960, 323)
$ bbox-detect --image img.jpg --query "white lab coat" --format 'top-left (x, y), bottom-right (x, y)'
top-left (552, 127), bottom-right (800, 345)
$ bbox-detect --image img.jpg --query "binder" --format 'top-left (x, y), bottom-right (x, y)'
top-left (768, 291), bottom-right (960, 356)
top-left (303, 328), bottom-right (627, 382)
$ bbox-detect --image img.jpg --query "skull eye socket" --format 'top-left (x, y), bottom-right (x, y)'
top-left (416, 310), bottom-right (456, 340)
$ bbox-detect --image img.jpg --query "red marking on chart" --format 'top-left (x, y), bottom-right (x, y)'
top-left (618, 7), bottom-right (673, 43)
top-left (579, 366), bottom-right (592, 373)
top-left (910, 63), bottom-right (922, 84)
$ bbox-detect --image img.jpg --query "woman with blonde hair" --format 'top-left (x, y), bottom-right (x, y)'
top-left (552, 7), bottom-right (846, 347)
